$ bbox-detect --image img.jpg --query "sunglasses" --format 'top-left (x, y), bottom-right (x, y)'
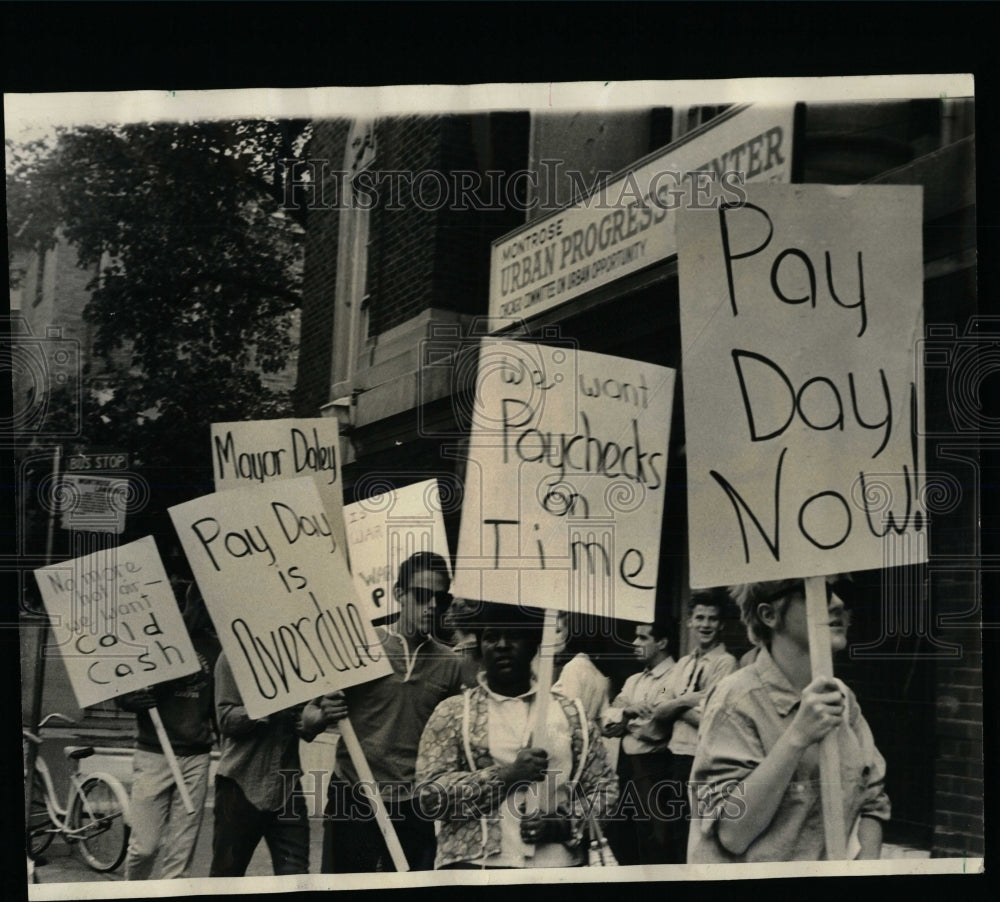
top-left (757, 577), bottom-right (855, 609)
top-left (408, 587), bottom-right (453, 608)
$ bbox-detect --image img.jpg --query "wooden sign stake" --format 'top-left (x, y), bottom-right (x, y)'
top-left (804, 576), bottom-right (847, 860)
top-left (339, 717), bottom-right (410, 872)
top-left (149, 707), bottom-right (195, 814)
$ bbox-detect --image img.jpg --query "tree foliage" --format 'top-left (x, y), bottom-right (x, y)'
top-left (7, 119), bottom-right (310, 474)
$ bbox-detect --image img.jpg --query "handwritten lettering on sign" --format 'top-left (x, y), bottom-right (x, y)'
top-left (170, 477), bottom-right (391, 719)
top-left (34, 537), bottom-right (199, 708)
top-left (677, 184), bottom-right (925, 587)
top-left (211, 417), bottom-right (347, 555)
top-left (344, 480), bottom-right (451, 621)
top-left (452, 340), bottom-right (675, 623)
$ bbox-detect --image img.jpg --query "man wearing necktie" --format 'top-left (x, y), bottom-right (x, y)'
top-left (601, 617), bottom-right (677, 864)
top-left (652, 591), bottom-right (737, 862)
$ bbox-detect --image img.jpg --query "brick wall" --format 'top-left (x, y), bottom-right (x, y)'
top-left (367, 114), bottom-right (528, 334)
top-left (367, 115), bottom-right (446, 335)
top-left (933, 617), bottom-right (985, 857)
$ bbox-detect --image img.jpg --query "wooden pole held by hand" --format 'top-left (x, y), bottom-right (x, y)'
top-left (149, 706), bottom-right (195, 814)
top-left (804, 576), bottom-right (847, 860)
top-left (522, 609), bottom-right (561, 854)
top-left (339, 717), bottom-right (410, 872)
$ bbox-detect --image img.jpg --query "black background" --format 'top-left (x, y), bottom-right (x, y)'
top-left (2, 2), bottom-right (996, 900)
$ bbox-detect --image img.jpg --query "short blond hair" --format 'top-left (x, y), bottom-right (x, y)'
top-left (729, 580), bottom-right (804, 646)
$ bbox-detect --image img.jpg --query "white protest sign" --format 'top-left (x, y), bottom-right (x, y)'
top-left (58, 474), bottom-right (129, 534)
top-left (211, 417), bottom-right (347, 554)
top-left (169, 476), bottom-right (391, 719)
top-left (34, 536), bottom-right (199, 708)
top-left (452, 341), bottom-right (675, 623)
top-left (678, 184), bottom-right (926, 588)
top-left (344, 479), bottom-right (451, 622)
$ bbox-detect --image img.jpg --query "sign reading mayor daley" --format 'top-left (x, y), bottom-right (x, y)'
top-left (452, 340), bottom-right (675, 623)
top-left (34, 536), bottom-right (199, 709)
top-left (170, 477), bottom-right (391, 719)
top-left (211, 417), bottom-right (347, 554)
top-left (677, 184), bottom-right (926, 588)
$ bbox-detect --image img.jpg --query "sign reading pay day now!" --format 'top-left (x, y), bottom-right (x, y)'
top-left (678, 184), bottom-right (926, 587)
top-left (170, 477), bottom-right (391, 719)
top-left (453, 340), bottom-right (675, 623)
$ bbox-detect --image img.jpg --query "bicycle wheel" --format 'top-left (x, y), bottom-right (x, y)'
top-left (26, 771), bottom-right (54, 858)
top-left (68, 775), bottom-right (130, 872)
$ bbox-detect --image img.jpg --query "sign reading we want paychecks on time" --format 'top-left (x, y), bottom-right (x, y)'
top-left (453, 340), bottom-right (675, 623)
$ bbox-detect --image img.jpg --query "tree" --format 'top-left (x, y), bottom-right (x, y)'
top-left (7, 119), bottom-right (310, 487)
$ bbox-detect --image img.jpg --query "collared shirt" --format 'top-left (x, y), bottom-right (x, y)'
top-left (688, 646), bottom-right (891, 862)
top-left (214, 651), bottom-right (303, 812)
top-left (553, 653), bottom-right (611, 724)
top-left (667, 643), bottom-right (737, 757)
top-left (334, 628), bottom-right (463, 798)
top-left (605, 656), bottom-right (676, 756)
top-left (471, 675), bottom-right (578, 869)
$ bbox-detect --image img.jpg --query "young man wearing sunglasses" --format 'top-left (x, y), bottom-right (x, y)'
top-left (306, 551), bottom-right (464, 872)
top-left (687, 575), bottom-right (890, 862)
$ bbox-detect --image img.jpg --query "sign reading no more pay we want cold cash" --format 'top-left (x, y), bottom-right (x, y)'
top-left (34, 536), bottom-right (200, 708)
top-left (169, 477), bottom-right (391, 720)
top-left (677, 184), bottom-right (926, 588)
top-left (452, 341), bottom-right (675, 623)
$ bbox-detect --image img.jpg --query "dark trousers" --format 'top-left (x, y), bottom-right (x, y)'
top-left (321, 778), bottom-right (435, 873)
top-left (666, 754), bottom-right (695, 864)
top-left (210, 775), bottom-right (310, 877)
top-left (612, 750), bottom-right (675, 866)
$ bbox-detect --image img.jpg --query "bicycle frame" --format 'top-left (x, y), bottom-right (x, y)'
top-left (29, 744), bottom-right (127, 842)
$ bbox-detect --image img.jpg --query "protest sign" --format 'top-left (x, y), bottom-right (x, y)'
top-left (452, 340), bottom-right (675, 623)
top-left (33, 536), bottom-right (199, 708)
top-left (678, 184), bottom-right (925, 588)
top-left (344, 479), bottom-right (451, 622)
top-left (211, 417), bottom-right (347, 555)
top-left (169, 476), bottom-right (391, 720)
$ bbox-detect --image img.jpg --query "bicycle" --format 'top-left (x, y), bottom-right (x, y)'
top-left (24, 713), bottom-right (132, 873)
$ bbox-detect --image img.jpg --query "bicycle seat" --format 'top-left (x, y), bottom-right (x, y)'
top-left (64, 746), bottom-right (95, 760)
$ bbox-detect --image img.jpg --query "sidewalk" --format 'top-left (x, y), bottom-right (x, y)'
top-left (32, 813), bottom-right (328, 884)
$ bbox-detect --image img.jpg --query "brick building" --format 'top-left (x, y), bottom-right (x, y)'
top-left (295, 98), bottom-right (981, 858)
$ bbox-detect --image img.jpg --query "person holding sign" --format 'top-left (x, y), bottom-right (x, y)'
top-left (687, 576), bottom-right (890, 862)
top-left (415, 603), bottom-right (618, 870)
top-left (115, 584), bottom-right (220, 880)
top-left (306, 552), bottom-right (464, 873)
top-left (210, 650), bottom-right (331, 877)
top-left (599, 617), bottom-right (677, 865)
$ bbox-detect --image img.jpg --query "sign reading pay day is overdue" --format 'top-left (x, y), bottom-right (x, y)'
top-left (34, 536), bottom-right (199, 708)
top-left (453, 341), bottom-right (675, 623)
top-left (678, 184), bottom-right (926, 587)
top-left (170, 476), bottom-right (391, 719)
